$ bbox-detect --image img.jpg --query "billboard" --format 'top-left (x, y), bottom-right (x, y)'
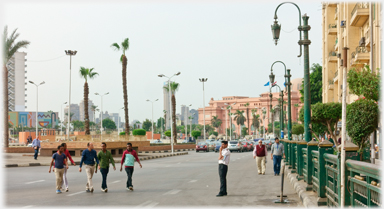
top-left (8, 111), bottom-right (58, 128)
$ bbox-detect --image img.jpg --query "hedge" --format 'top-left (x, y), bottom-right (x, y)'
top-left (132, 129), bottom-right (146, 136)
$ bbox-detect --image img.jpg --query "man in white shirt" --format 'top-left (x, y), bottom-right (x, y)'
top-left (217, 141), bottom-right (230, 197)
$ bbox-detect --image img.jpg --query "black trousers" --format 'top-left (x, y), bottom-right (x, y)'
top-left (218, 164), bottom-right (228, 194)
top-left (100, 167), bottom-right (109, 189)
top-left (125, 167), bottom-right (134, 187)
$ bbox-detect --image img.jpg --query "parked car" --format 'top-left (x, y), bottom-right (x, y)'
top-left (228, 141), bottom-right (243, 152)
top-left (263, 139), bottom-right (272, 150)
top-left (248, 141), bottom-right (255, 150)
top-left (214, 141), bottom-right (221, 152)
top-left (196, 142), bottom-right (210, 152)
top-left (207, 142), bottom-right (216, 152)
top-left (242, 142), bottom-right (253, 152)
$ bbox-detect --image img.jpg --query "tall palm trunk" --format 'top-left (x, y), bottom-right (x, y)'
top-left (84, 81), bottom-right (90, 135)
top-left (171, 94), bottom-right (176, 144)
top-left (246, 108), bottom-right (250, 135)
top-left (3, 65), bottom-right (9, 147)
top-left (122, 55), bottom-right (129, 135)
top-left (164, 112), bottom-right (166, 132)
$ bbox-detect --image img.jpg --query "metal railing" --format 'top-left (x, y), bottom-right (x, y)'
top-left (356, 46), bottom-right (368, 54)
top-left (302, 148), bottom-right (308, 181)
top-left (329, 80), bottom-right (334, 85)
top-left (329, 24), bottom-right (337, 29)
top-left (329, 51), bottom-right (337, 56)
top-left (324, 153), bottom-right (339, 207)
top-left (312, 150), bottom-right (320, 193)
top-left (351, 2), bottom-right (369, 17)
top-left (334, 70), bottom-right (338, 80)
top-left (294, 146), bottom-right (298, 169)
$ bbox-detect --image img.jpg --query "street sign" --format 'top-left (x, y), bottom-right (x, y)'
top-left (337, 121), bottom-right (342, 128)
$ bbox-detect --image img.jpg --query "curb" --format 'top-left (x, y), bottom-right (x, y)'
top-left (5, 152), bottom-right (188, 168)
top-left (138, 149), bottom-right (194, 154)
top-left (284, 163), bottom-right (319, 208)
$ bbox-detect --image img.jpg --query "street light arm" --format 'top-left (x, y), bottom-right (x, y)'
top-left (270, 84), bottom-right (281, 92)
top-left (274, 2), bottom-right (302, 57)
top-left (271, 61), bottom-right (288, 83)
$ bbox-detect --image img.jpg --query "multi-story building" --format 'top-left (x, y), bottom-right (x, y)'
top-left (63, 104), bottom-right (80, 122)
top-left (98, 111), bottom-right (110, 123)
top-left (7, 52), bottom-right (27, 111)
top-left (322, 2), bottom-right (381, 103)
top-left (109, 113), bottom-right (120, 127)
top-left (180, 105), bottom-right (191, 125)
top-left (197, 78), bottom-right (303, 135)
top-left (189, 109), bottom-right (199, 124)
top-left (79, 99), bottom-right (94, 122)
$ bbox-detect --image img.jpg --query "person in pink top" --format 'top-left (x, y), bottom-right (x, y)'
top-left (53, 143), bottom-right (76, 192)
top-left (120, 143), bottom-right (142, 191)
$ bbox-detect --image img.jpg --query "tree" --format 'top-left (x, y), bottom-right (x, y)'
top-left (292, 124), bottom-right (304, 135)
top-left (79, 67), bottom-right (98, 135)
top-left (244, 102), bottom-right (250, 135)
top-left (347, 65), bottom-right (380, 102)
top-left (211, 116), bottom-right (222, 133)
top-left (300, 63), bottom-right (322, 104)
top-left (2, 26), bottom-right (30, 147)
top-left (191, 130), bottom-right (201, 139)
top-left (142, 119), bottom-right (152, 131)
top-left (204, 124), bottom-right (214, 135)
top-left (163, 81), bottom-right (180, 144)
top-left (164, 130), bottom-right (171, 137)
top-left (111, 38), bottom-right (130, 135)
top-left (102, 118), bottom-right (116, 130)
top-left (72, 120), bottom-right (84, 131)
top-left (209, 131), bottom-right (218, 137)
top-left (299, 105), bottom-right (334, 142)
top-left (251, 111), bottom-right (260, 136)
top-left (241, 127), bottom-right (248, 137)
top-left (346, 99), bottom-right (378, 160)
top-left (234, 110), bottom-right (246, 138)
top-left (157, 117), bottom-right (165, 133)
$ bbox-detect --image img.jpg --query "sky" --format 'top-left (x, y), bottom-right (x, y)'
top-left (1, 0), bottom-right (323, 123)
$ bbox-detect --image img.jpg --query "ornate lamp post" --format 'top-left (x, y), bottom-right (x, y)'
top-left (65, 50), bottom-right (77, 140)
top-left (146, 99), bottom-right (158, 140)
top-left (271, 2), bottom-right (311, 142)
top-left (269, 84), bottom-right (284, 139)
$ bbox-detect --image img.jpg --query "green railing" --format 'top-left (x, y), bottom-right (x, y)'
top-left (347, 160), bottom-right (381, 207)
top-left (294, 146), bottom-right (298, 169)
top-left (312, 150), bottom-right (320, 193)
top-left (302, 148), bottom-right (308, 181)
top-left (324, 153), bottom-right (339, 207)
top-left (329, 23), bottom-right (337, 29)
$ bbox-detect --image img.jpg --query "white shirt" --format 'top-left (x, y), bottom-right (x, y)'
top-left (218, 148), bottom-right (231, 165)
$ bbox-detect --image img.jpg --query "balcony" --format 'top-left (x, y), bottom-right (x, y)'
top-left (328, 24), bottom-right (337, 35)
top-left (328, 51), bottom-right (337, 63)
top-left (350, 3), bottom-right (369, 27)
top-left (351, 46), bottom-right (369, 66)
top-left (333, 70), bottom-right (338, 83)
top-left (334, 7), bottom-right (338, 20)
top-left (327, 2), bottom-right (337, 7)
top-left (328, 80), bottom-right (334, 90)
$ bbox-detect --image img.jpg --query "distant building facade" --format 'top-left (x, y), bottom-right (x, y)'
top-left (64, 104), bottom-right (80, 122)
top-left (7, 52), bottom-right (27, 111)
top-left (79, 99), bottom-right (94, 122)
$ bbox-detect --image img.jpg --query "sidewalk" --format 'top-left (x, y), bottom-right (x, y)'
top-left (3, 151), bottom-right (188, 167)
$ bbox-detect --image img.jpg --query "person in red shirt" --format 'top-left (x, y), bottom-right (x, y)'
top-left (120, 143), bottom-right (142, 191)
top-left (53, 143), bottom-right (76, 192)
top-left (253, 140), bottom-right (268, 175)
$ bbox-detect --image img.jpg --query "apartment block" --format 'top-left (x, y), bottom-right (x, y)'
top-left (6, 52), bottom-right (27, 111)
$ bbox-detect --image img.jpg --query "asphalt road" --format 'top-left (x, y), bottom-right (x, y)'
top-left (5, 151), bottom-right (302, 207)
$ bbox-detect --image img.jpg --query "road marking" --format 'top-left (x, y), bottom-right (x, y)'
top-left (111, 180), bottom-right (121, 184)
top-left (67, 191), bottom-right (85, 196)
top-left (136, 201), bottom-right (159, 208)
top-left (189, 180), bottom-right (197, 183)
top-left (136, 201), bottom-right (152, 207)
top-left (25, 180), bottom-right (45, 184)
top-left (21, 206), bottom-right (33, 208)
top-left (145, 202), bottom-right (159, 207)
top-left (163, 189), bottom-right (181, 195)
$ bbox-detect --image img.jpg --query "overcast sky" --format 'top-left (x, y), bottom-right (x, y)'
top-left (1, 0), bottom-right (323, 123)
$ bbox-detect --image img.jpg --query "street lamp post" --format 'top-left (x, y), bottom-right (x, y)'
top-left (147, 99), bottom-right (159, 140)
top-left (269, 84), bottom-right (283, 139)
top-left (189, 113), bottom-right (195, 142)
top-left (162, 110), bottom-right (167, 140)
top-left (29, 81), bottom-right (45, 138)
top-left (262, 107), bottom-right (266, 139)
top-left (221, 104), bottom-right (228, 140)
top-left (271, 2), bottom-right (311, 142)
top-left (183, 104), bottom-right (192, 141)
top-left (158, 72), bottom-right (181, 154)
top-left (118, 107), bottom-right (123, 133)
top-left (95, 92), bottom-right (109, 140)
top-left (228, 103), bottom-right (236, 140)
top-left (199, 78), bottom-right (208, 141)
top-left (65, 50), bottom-right (77, 141)
top-left (61, 102), bottom-right (67, 135)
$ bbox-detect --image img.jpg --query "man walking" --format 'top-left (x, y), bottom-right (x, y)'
top-left (120, 143), bottom-right (142, 191)
top-left (31, 136), bottom-right (41, 160)
top-left (253, 139), bottom-right (267, 175)
top-left (49, 145), bottom-right (68, 194)
top-left (270, 137), bottom-right (285, 176)
top-left (60, 143), bottom-right (75, 192)
top-left (79, 142), bottom-right (99, 192)
top-left (217, 140), bottom-right (230, 197)
top-left (96, 142), bottom-right (116, 192)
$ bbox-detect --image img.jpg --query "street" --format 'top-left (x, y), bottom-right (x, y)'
top-left (5, 151), bottom-right (301, 207)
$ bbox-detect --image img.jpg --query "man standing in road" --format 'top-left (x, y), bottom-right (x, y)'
top-left (120, 142), bottom-right (142, 191)
top-left (31, 136), bottom-right (41, 160)
top-left (217, 140), bottom-right (230, 197)
top-left (79, 142), bottom-right (99, 193)
top-left (271, 137), bottom-right (285, 176)
top-left (49, 145), bottom-right (68, 194)
top-left (253, 139), bottom-right (267, 175)
top-left (96, 142), bottom-right (116, 192)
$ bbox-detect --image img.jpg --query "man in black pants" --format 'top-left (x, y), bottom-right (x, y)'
top-left (217, 140), bottom-right (230, 197)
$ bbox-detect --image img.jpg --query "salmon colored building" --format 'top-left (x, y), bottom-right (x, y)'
top-left (198, 78), bottom-right (304, 136)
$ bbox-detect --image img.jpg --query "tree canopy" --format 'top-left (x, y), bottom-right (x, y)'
top-left (300, 63), bottom-right (322, 104)
top-left (102, 118), bottom-right (116, 130)
top-left (347, 65), bottom-right (380, 102)
top-left (142, 119), bottom-right (152, 131)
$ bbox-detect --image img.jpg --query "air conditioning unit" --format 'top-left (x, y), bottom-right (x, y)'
top-left (359, 37), bottom-right (366, 46)
top-left (340, 20), bottom-right (346, 28)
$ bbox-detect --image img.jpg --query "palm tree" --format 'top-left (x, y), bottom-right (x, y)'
top-left (91, 105), bottom-right (98, 124)
top-left (79, 67), bottom-right (98, 135)
top-left (2, 26), bottom-right (30, 147)
top-left (234, 110), bottom-right (246, 139)
top-left (111, 38), bottom-right (130, 135)
top-left (163, 81), bottom-right (180, 144)
top-left (251, 108), bottom-right (260, 137)
top-left (211, 116), bottom-right (222, 133)
top-left (244, 102), bottom-right (250, 135)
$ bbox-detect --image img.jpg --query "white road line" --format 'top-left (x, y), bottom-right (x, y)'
top-left (25, 180), bottom-right (45, 184)
top-left (163, 189), bottom-right (181, 195)
top-left (111, 180), bottom-right (121, 184)
top-left (189, 180), bottom-right (197, 183)
top-left (67, 191), bottom-right (85, 196)
top-left (144, 202), bottom-right (159, 207)
top-left (136, 201), bottom-right (152, 207)
top-left (21, 206), bottom-right (33, 208)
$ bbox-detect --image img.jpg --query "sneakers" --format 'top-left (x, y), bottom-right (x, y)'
top-left (65, 188), bottom-right (69, 192)
top-left (101, 188), bottom-right (105, 192)
top-left (56, 190), bottom-right (62, 194)
top-left (129, 186), bottom-right (133, 191)
top-left (86, 189), bottom-right (91, 192)
top-left (104, 188), bottom-right (108, 192)
top-left (90, 188), bottom-right (94, 192)
top-left (126, 187), bottom-right (130, 191)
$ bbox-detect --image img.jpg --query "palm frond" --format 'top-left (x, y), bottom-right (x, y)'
top-left (88, 68), bottom-right (98, 79)
top-left (79, 67), bottom-right (89, 80)
top-left (170, 82), bottom-right (180, 94)
top-left (111, 43), bottom-right (120, 51)
top-left (7, 40), bottom-right (30, 61)
top-left (121, 38), bottom-right (129, 54)
top-left (3, 26), bottom-right (30, 64)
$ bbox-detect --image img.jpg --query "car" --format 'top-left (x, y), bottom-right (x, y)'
top-left (242, 142), bottom-right (253, 152)
top-left (151, 140), bottom-right (163, 144)
top-left (181, 140), bottom-right (188, 143)
top-left (207, 142), bottom-right (216, 152)
top-left (214, 142), bottom-right (222, 152)
top-left (228, 141), bottom-right (243, 152)
top-left (263, 139), bottom-right (272, 150)
top-left (196, 142), bottom-right (209, 152)
top-left (27, 143), bottom-right (32, 147)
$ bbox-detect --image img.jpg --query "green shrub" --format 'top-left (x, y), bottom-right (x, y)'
top-left (191, 130), bottom-right (201, 139)
top-left (292, 124), bottom-right (304, 135)
top-left (164, 131), bottom-right (171, 137)
top-left (132, 129), bottom-right (146, 136)
top-left (119, 131), bottom-right (125, 135)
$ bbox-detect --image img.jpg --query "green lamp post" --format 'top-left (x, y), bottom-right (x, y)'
top-left (269, 83), bottom-right (284, 139)
top-left (271, 2), bottom-right (311, 142)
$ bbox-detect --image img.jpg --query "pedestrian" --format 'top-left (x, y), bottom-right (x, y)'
top-left (327, 134), bottom-right (334, 145)
top-left (216, 140), bottom-right (230, 197)
top-left (49, 145), bottom-right (68, 194)
top-left (59, 143), bottom-right (75, 192)
top-left (79, 142), bottom-right (99, 193)
top-left (96, 142), bottom-right (116, 192)
top-left (270, 137), bottom-right (285, 176)
top-left (338, 137), bottom-right (341, 145)
top-left (253, 139), bottom-right (267, 175)
top-left (31, 136), bottom-right (41, 160)
top-left (120, 142), bottom-right (142, 191)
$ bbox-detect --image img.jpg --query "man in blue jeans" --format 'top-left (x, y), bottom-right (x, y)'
top-left (270, 137), bottom-right (285, 176)
top-left (31, 136), bottom-right (41, 160)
